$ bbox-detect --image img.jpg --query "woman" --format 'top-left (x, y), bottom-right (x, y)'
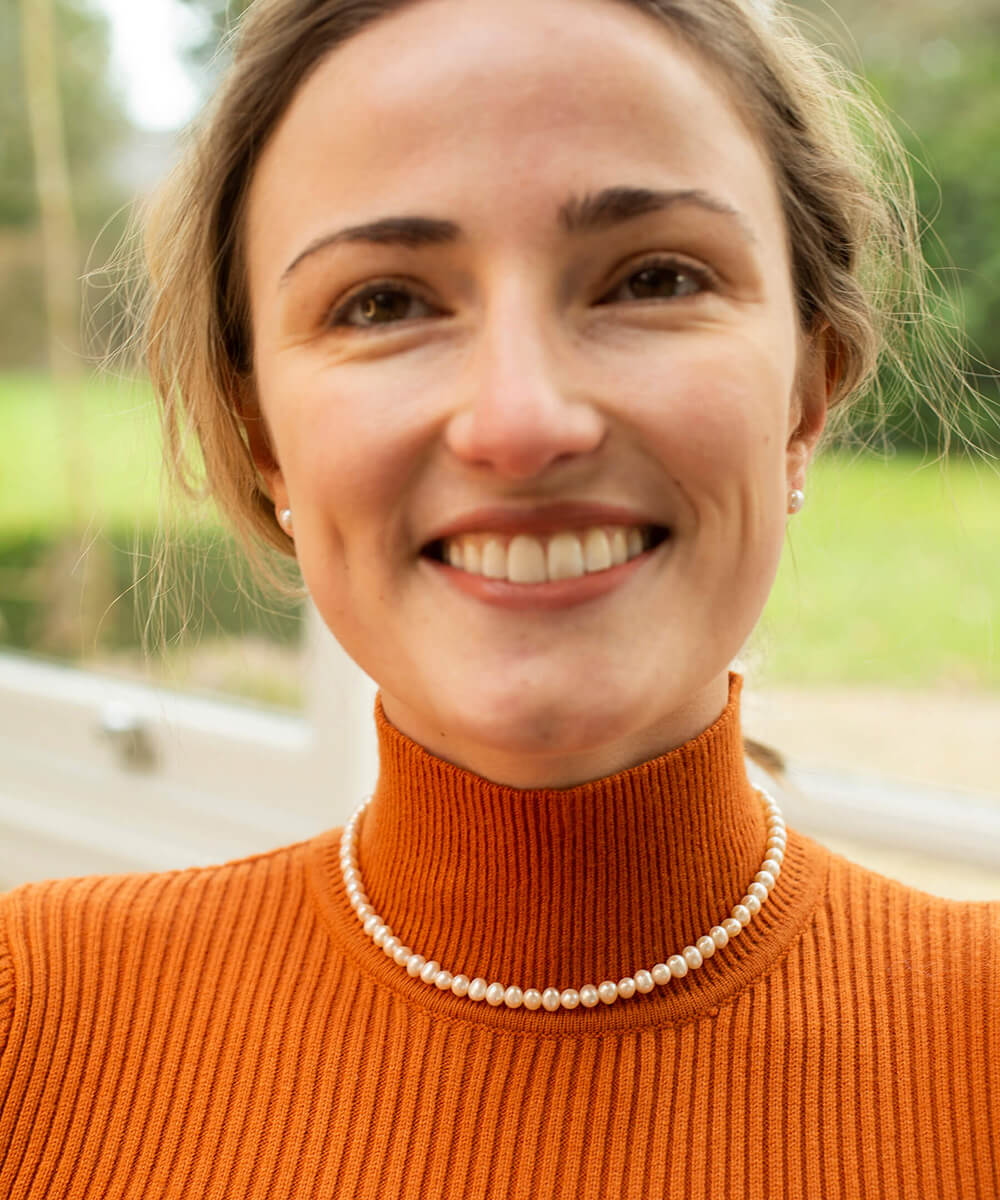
top-left (1, 0), bottom-right (997, 1196)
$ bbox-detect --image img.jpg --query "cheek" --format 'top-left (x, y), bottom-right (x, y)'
top-left (259, 360), bottom-right (422, 520)
top-left (619, 339), bottom-right (793, 482)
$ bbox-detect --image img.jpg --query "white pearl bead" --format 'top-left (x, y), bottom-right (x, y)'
top-left (742, 894), bottom-right (762, 915)
top-left (504, 986), bottom-right (524, 1008)
top-left (579, 985), bottom-right (600, 1008)
top-left (523, 989), bottom-right (543, 1011)
top-left (696, 935), bottom-right (716, 959)
top-left (634, 970), bottom-right (654, 994)
top-left (651, 962), bottom-right (671, 985)
top-left (451, 974), bottom-right (470, 997)
top-left (598, 981), bottom-right (619, 1004)
top-left (756, 870), bottom-right (776, 890)
top-left (485, 982), bottom-right (506, 1006)
top-left (747, 882), bottom-right (769, 902)
top-left (406, 954), bottom-right (426, 977)
top-left (560, 988), bottom-right (581, 1010)
top-left (542, 987), bottom-right (562, 1012)
top-left (420, 960), bottom-right (441, 984)
top-left (765, 850), bottom-right (783, 868)
top-left (667, 954), bottom-right (688, 978)
top-left (468, 978), bottom-right (488, 1001)
top-left (393, 945), bottom-right (412, 966)
top-left (434, 970), bottom-right (453, 990)
top-left (682, 945), bottom-right (703, 970)
top-left (382, 935), bottom-right (401, 957)
top-left (617, 977), bottom-right (637, 999)
top-left (710, 925), bottom-right (729, 948)
top-left (732, 904), bottom-right (752, 926)
top-left (363, 914), bottom-right (380, 936)
top-left (722, 918), bottom-right (743, 938)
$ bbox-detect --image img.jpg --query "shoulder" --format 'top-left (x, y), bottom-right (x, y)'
top-left (815, 838), bottom-right (1000, 990)
top-left (0, 836), bottom-right (317, 1059)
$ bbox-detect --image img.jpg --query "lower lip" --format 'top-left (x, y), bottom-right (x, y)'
top-left (422, 544), bottom-right (663, 610)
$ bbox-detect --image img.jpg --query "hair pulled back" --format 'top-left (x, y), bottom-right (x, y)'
top-left (141, 0), bottom-right (947, 562)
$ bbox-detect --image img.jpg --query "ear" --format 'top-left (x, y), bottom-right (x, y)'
top-left (787, 323), bottom-right (837, 491)
top-left (236, 380), bottom-right (289, 512)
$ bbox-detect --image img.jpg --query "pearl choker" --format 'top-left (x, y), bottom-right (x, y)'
top-left (339, 786), bottom-right (786, 1011)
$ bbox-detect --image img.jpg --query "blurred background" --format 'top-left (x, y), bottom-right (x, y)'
top-left (1, 0), bottom-right (998, 894)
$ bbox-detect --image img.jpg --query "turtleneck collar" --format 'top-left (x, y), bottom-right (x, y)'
top-left (311, 672), bottom-right (827, 1030)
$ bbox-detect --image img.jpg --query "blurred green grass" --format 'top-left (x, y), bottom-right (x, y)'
top-left (1, 371), bottom-right (163, 532)
top-left (1, 372), bottom-right (997, 688)
top-left (753, 454), bottom-right (998, 688)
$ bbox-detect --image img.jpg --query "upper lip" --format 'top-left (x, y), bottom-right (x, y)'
top-left (421, 501), bottom-right (669, 548)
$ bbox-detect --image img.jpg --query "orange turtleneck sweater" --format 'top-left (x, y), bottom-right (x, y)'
top-left (1, 674), bottom-right (997, 1198)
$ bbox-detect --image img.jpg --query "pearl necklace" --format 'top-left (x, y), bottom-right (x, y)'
top-left (339, 786), bottom-right (786, 1012)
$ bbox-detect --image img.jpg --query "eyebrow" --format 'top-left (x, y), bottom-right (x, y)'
top-left (279, 186), bottom-right (754, 283)
top-left (558, 186), bottom-right (755, 242)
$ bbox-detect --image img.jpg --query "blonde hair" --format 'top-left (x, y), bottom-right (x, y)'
top-left (140, 0), bottom-right (968, 574)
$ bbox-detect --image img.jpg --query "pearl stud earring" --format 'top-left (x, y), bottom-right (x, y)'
top-left (277, 507), bottom-right (293, 534)
top-left (787, 489), bottom-right (805, 515)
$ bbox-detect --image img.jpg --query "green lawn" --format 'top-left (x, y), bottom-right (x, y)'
top-left (1, 373), bottom-right (998, 688)
top-left (1, 371), bottom-right (164, 533)
top-left (755, 453), bottom-right (999, 688)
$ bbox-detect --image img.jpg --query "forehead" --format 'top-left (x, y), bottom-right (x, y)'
top-left (247, 0), bottom-right (786, 279)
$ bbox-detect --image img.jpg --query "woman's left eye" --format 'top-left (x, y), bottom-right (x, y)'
top-left (601, 259), bottom-right (711, 304)
top-left (328, 284), bottom-right (435, 329)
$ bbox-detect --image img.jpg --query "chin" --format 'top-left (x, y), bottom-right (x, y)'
top-left (446, 675), bottom-right (650, 760)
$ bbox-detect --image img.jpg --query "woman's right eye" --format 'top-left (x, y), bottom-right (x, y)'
top-left (328, 285), bottom-right (435, 330)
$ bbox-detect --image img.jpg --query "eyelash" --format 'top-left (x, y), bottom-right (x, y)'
top-left (324, 255), bottom-right (714, 332)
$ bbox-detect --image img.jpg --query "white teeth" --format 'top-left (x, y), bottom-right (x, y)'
top-left (547, 532), bottom-right (585, 581)
top-left (440, 524), bottom-right (658, 584)
top-left (507, 535), bottom-right (548, 584)
top-left (482, 539), bottom-right (507, 579)
top-left (583, 528), bottom-right (612, 572)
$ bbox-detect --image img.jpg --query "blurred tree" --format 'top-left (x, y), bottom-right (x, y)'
top-left (800, 0), bottom-right (1000, 451)
top-left (0, 0), bottom-right (128, 232)
top-left (0, 0), bottom-right (130, 367)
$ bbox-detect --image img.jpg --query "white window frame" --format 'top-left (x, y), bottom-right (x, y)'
top-left (2, 611), bottom-right (998, 890)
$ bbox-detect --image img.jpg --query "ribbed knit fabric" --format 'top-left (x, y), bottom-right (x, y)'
top-left (1, 673), bottom-right (998, 1198)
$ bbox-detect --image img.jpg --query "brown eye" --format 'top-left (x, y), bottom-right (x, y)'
top-left (360, 290), bottom-right (413, 323)
top-left (331, 285), bottom-right (434, 329)
top-left (625, 264), bottom-right (702, 299)
top-left (601, 259), bottom-right (710, 305)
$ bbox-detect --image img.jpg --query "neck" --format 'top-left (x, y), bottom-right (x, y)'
top-left (379, 672), bottom-right (731, 789)
top-left (358, 672), bottom-right (768, 990)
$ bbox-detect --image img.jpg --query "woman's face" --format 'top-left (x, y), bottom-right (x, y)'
top-left (244, 0), bottom-right (828, 786)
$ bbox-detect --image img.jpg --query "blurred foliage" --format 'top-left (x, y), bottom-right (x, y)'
top-left (0, 0), bottom-right (128, 229)
top-left (798, 0), bottom-right (1000, 451)
top-left (0, 528), bottom-right (302, 659)
top-left (0, 0), bottom-right (131, 366)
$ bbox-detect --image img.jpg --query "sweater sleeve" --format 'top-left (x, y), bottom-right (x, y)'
top-left (0, 896), bottom-right (13, 1060)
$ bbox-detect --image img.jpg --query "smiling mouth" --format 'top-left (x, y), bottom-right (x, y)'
top-left (422, 524), bottom-right (670, 584)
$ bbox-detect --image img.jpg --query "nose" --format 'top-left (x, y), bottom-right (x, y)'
top-left (443, 295), bottom-right (607, 480)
